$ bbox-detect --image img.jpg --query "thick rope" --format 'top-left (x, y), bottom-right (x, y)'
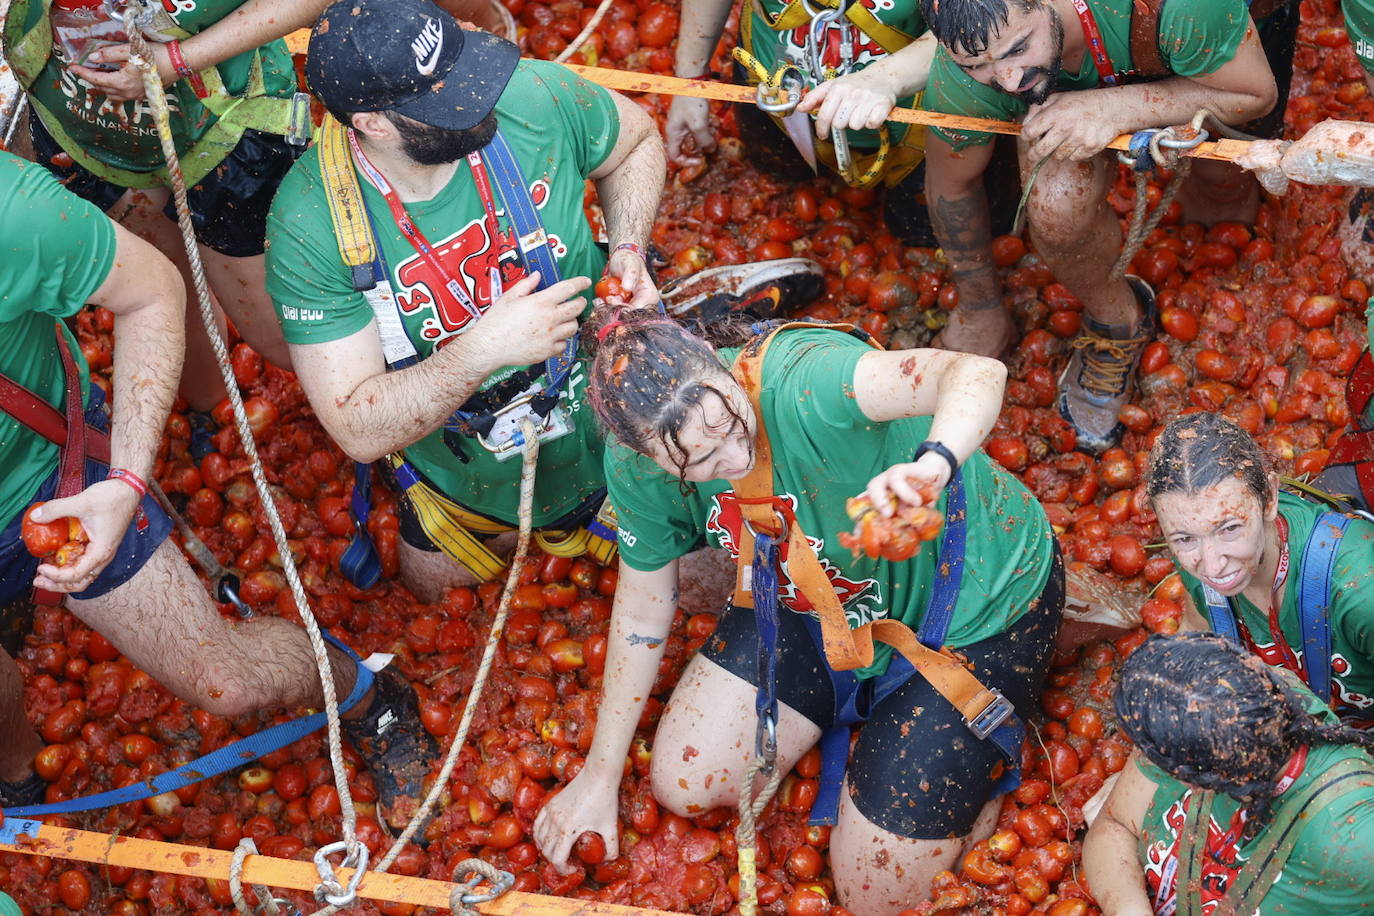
top-left (229, 839), bottom-right (284, 916)
top-left (122, 7), bottom-right (364, 899)
top-left (1110, 158), bottom-right (1191, 282)
top-left (734, 753), bottom-right (785, 916)
top-left (552, 0), bottom-right (616, 64)
top-left (449, 857), bottom-right (517, 916)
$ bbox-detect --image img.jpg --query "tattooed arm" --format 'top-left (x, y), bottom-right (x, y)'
top-left (533, 558), bottom-right (679, 871)
top-left (924, 132), bottom-right (1001, 313)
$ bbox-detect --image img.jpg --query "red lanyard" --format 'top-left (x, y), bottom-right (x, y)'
top-left (1069, 0), bottom-right (1119, 86)
top-left (348, 130), bottom-right (508, 321)
top-left (1234, 515), bottom-right (1304, 678)
top-left (1206, 745), bottom-right (1309, 865)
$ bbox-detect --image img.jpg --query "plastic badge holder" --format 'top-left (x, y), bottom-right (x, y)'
top-left (50, 0), bottom-right (128, 70)
top-left (482, 385), bottom-right (573, 461)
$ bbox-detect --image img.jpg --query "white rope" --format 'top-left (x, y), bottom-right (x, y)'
top-left (122, 8), bottom-right (363, 904)
top-left (552, 0), bottom-right (616, 64)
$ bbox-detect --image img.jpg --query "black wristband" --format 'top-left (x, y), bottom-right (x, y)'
top-left (914, 440), bottom-right (959, 481)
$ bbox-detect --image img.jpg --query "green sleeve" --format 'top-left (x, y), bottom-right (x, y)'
top-left (1348, 0), bottom-right (1374, 77)
top-left (264, 152), bottom-right (376, 346)
top-left (604, 444), bottom-right (705, 571)
top-left (763, 329), bottom-right (872, 428)
top-left (519, 59), bottom-right (621, 176)
top-left (0, 153), bottom-right (116, 322)
top-left (924, 47), bottom-right (1026, 150)
top-left (1155, 0), bottom-right (1250, 78)
top-left (1366, 295), bottom-right (1374, 356)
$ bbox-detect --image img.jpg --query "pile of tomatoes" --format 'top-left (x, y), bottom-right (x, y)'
top-left (3, 0), bottom-right (1371, 912)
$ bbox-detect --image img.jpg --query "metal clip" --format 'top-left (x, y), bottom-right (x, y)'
top-left (312, 841), bottom-right (369, 908)
top-left (741, 507), bottom-right (789, 541)
top-left (965, 690), bottom-right (1014, 741)
top-left (453, 863), bottom-right (515, 906)
top-left (477, 393), bottom-right (555, 456)
top-left (756, 67), bottom-right (804, 115)
top-left (754, 710), bottom-right (778, 768)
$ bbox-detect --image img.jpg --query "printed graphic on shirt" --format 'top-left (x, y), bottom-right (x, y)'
top-left (1143, 794), bottom-right (1248, 916)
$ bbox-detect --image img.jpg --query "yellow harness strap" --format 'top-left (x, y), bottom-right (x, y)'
top-left (387, 456), bottom-right (619, 580)
top-left (318, 118), bottom-right (379, 288)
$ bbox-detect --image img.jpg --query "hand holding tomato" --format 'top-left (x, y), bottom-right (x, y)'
top-left (26, 479), bottom-right (140, 594)
top-left (604, 246), bottom-right (658, 309)
top-left (861, 452), bottom-right (950, 520)
top-left (532, 764), bottom-right (622, 873)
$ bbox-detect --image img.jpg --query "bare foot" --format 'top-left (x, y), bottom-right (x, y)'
top-left (933, 306), bottom-right (1016, 360)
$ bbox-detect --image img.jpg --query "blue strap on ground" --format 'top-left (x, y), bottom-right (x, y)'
top-left (1297, 512), bottom-right (1348, 703)
top-left (752, 530), bottom-right (782, 760)
top-left (1, 632), bottom-right (374, 818)
top-left (809, 469), bottom-right (1023, 825)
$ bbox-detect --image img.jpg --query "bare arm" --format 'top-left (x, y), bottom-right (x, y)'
top-left (925, 133), bottom-right (1002, 316)
top-left (78, 0), bottom-right (334, 101)
top-left (592, 91), bottom-right (667, 309)
top-left (533, 559), bottom-right (680, 869)
top-left (1082, 753), bottom-right (1159, 916)
top-left (1022, 19), bottom-right (1277, 162)
top-left (34, 222), bottom-right (186, 591)
top-left (855, 348), bottom-right (1006, 512)
top-left (287, 273), bottom-right (588, 464)
top-left (665, 0), bottom-right (735, 160)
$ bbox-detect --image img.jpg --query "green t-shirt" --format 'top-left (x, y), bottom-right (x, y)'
top-left (744, 0), bottom-right (925, 149)
top-left (266, 60), bottom-right (618, 527)
top-left (1137, 689), bottom-right (1374, 914)
top-left (1346, 0), bottom-right (1374, 77)
top-left (12, 0), bottom-right (296, 184)
top-left (605, 328), bottom-right (1055, 678)
top-left (1181, 492), bottom-right (1374, 728)
top-left (0, 151), bottom-right (113, 528)
top-left (925, 0), bottom-right (1250, 149)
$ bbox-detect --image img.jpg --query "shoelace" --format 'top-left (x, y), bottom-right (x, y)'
top-left (1069, 328), bottom-right (1149, 397)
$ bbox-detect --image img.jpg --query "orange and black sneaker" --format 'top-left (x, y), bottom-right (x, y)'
top-left (660, 258), bottom-right (823, 327)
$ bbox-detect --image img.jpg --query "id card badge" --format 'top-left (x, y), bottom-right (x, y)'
top-left (482, 386), bottom-right (573, 461)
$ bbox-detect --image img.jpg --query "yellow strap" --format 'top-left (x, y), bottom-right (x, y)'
top-left (318, 118), bottom-right (378, 276)
top-left (387, 456), bottom-right (511, 580)
top-left (762, 0), bottom-right (913, 54)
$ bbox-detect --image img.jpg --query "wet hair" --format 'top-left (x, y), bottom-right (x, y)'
top-left (583, 304), bottom-right (753, 483)
top-left (321, 107), bottom-right (497, 163)
top-left (1115, 633), bottom-right (1374, 844)
top-left (918, 0), bottom-right (1038, 55)
top-left (1145, 413), bottom-right (1274, 511)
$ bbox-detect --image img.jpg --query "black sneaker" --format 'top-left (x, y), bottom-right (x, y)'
top-left (0, 770), bottom-right (47, 809)
top-left (341, 668), bottom-right (438, 833)
top-left (1057, 275), bottom-right (1158, 455)
top-left (188, 409), bottom-right (218, 462)
top-left (660, 258), bottom-right (823, 325)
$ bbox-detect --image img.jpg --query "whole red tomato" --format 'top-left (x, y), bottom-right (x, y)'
top-left (22, 503), bottom-right (88, 564)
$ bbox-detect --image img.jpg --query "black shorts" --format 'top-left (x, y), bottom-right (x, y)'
top-left (702, 543), bottom-right (1064, 839)
top-left (730, 64), bottom-right (1021, 246)
top-left (1246, 1), bottom-right (1301, 140)
top-left (28, 110), bottom-right (296, 257)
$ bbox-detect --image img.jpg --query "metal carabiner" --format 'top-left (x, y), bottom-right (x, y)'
top-left (312, 841), bottom-right (369, 908)
top-left (754, 710), bottom-right (778, 769)
top-left (756, 67), bottom-right (805, 115)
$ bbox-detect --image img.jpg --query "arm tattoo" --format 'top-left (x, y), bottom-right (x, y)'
top-left (626, 633), bottom-right (664, 647)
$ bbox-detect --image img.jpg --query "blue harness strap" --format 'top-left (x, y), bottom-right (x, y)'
top-left (1, 633), bottom-right (374, 818)
top-left (751, 530), bottom-right (783, 765)
top-left (1202, 511), bottom-right (1350, 706)
top-left (796, 471), bottom-right (1025, 826)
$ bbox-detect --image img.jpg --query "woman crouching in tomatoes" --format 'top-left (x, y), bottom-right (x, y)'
top-left (533, 308), bottom-right (1063, 915)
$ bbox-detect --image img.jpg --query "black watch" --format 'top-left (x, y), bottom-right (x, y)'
top-left (913, 440), bottom-right (959, 482)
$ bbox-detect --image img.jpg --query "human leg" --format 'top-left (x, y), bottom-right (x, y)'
top-left (0, 646), bottom-right (44, 785)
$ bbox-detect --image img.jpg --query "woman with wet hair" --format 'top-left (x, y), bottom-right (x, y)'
top-left (1145, 412), bottom-right (1374, 727)
top-left (533, 309), bottom-right (1062, 915)
top-left (1083, 633), bottom-right (1374, 915)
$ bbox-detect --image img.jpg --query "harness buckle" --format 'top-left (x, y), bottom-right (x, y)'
top-left (754, 710), bottom-right (778, 768)
top-left (475, 391), bottom-right (561, 457)
top-left (965, 690), bottom-right (1014, 741)
top-left (756, 68), bottom-right (804, 115)
top-left (741, 507), bottom-right (789, 541)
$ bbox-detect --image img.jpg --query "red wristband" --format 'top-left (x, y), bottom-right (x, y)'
top-left (107, 468), bottom-right (149, 498)
top-left (612, 242), bottom-right (646, 260)
top-left (165, 40), bottom-right (208, 99)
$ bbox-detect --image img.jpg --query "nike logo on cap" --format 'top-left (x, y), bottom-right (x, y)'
top-left (412, 17), bottom-right (444, 76)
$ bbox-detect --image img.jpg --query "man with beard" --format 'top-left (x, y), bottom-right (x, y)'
top-left (915, 0), bottom-right (1283, 453)
top-left (265, 0), bottom-right (666, 598)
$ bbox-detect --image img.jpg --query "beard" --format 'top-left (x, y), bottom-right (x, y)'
top-left (390, 111), bottom-right (498, 165)
top-left (1015, 5), bottom-right (1064, 106)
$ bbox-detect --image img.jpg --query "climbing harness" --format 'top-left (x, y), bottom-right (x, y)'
top-left (726, 322), bottom-right (1026, 912)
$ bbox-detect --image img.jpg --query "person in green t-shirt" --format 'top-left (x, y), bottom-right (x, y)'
top-left (266, 0), bottom-right (667, 598)
top-left (3, 0), bottom-right (332, 455)
top-left (1084, 633), bottom-right (1374, 915)
top-left (0, 151), bottom-right (435, 827)
top-left (1145, 413), bottom-right (1374, 729)
top-left (532, 313), bottom-right (1062, 915)
top-left (914, 0), bottom-right (1283, 456)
